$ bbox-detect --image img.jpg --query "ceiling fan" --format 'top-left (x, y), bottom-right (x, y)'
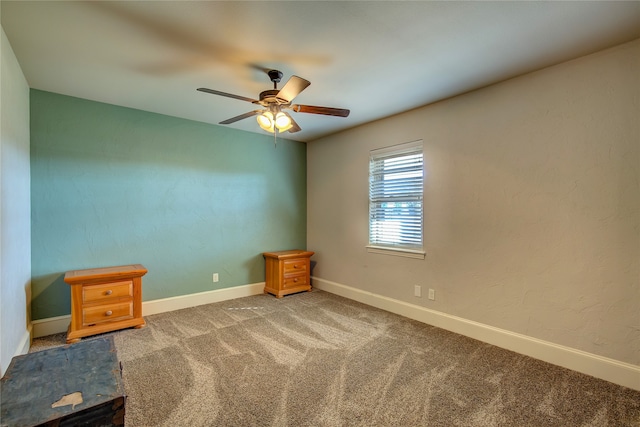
top-left (197, 70), bottom-right (350, 134)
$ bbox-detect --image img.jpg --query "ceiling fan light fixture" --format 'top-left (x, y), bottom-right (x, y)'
top-left (274, 112), bottom-right (292, 132)
top-left (257, 111), bottom-right (274, 132)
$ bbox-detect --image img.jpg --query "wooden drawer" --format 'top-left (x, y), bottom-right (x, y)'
top-left (83, 301), bottom-right (133, 326)
top-left (282, 274), bottom-right (308, 289)
top-left (83, 280), bottom-right (133, 303)
top-left (283, 259), bottom-right (308, 274)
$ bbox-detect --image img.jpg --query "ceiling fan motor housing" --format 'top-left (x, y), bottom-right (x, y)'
top-left (267, 69), bottom-right (283, 83)
top-left (259, 89), bottom-right (289, 106)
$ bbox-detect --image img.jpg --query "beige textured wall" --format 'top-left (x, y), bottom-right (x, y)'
top-left (1, 25), bottom-right (31, 375)
top-left (307, 39), bottom-right (639, 365)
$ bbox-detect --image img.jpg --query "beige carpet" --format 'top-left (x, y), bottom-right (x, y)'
top-left (31, 290), bottom-right (639, 426)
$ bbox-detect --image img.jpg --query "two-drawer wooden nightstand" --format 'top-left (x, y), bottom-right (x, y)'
top-left (263, 250), bottom-right (314, 298)
top-left (64, 264), bottom-right (147, 343)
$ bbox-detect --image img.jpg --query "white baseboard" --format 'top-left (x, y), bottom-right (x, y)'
top-left (31, 314), bottom-right (70, 339)
top-left (142, 282), bottom-right (265, 316)
top-left (16, 325), bottom-right (32, 356)
top-left (312, 277), bottom-right (640, 391)
top-left (31, 282), bottom-right (266, 338)
top-left (1, 326), bottom-right (32, 377)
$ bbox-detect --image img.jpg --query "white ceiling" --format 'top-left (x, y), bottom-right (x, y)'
top-left (2, 1), bottom-right (640, 142)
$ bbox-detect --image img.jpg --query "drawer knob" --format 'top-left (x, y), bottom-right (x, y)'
top-left (294, 265), bottom-right (299, 268)
top-left (294, 278), bottom-right (298, 282)
top-left (105, 290), bottom-right (113, 295)
top-left (105, 310), bottom-right (113, 316)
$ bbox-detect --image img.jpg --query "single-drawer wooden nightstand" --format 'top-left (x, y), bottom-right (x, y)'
top-left (64, 264), bottom-right (147, 343)
top-left (263, 250), bottom-right (314, 298)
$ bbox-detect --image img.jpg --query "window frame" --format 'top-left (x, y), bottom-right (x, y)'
top-left (367, 140), bottom-right (426, 259)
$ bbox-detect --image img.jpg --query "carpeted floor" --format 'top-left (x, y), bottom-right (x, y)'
top-left (31, 290), bottom-right (640, 426)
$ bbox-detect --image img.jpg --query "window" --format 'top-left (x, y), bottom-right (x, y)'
top-left (368, 140), bottom-right (425, 259)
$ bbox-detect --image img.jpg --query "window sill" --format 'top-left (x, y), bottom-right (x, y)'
top-left (366, 246), bottom-right (426, 259)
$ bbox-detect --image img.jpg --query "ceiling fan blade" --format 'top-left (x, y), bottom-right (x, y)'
top-left (197, 88), bottom-right (258, 103)
top-left (291, 104), bottom-right (350, 117)
top-left (219, 110), bottom-right (263, 125)
top-left (276, 76), bottom-right (311, 103)
top-left (286, 113), bottom-right (302, 133)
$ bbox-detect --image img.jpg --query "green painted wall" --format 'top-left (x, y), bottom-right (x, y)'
top-left (30, 90), bottom-right (307, 320)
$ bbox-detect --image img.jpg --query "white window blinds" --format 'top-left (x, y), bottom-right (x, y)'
top-left (369, 140), bottom-right (424, 251)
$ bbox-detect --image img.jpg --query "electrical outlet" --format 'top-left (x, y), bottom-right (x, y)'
top-left (414, 285), bottom-right (422, 297)
top-left (213, 273), bottom-right (219, 283)
top-left (428, 288), bottom-right (435, 300)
